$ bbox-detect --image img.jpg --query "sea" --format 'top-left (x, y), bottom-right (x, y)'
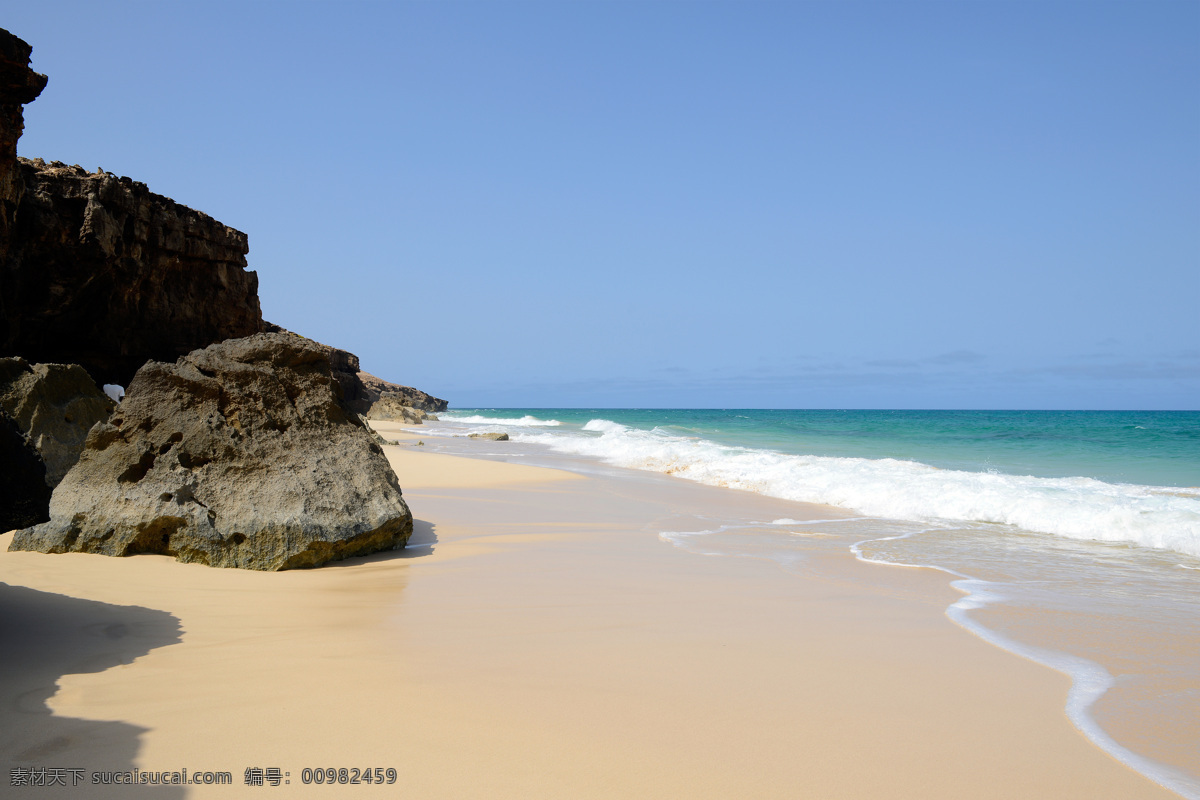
top-left (419, 409), bottom-right (1200, 798)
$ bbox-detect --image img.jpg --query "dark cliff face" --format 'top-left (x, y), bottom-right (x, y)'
top-left (0, 29), bottom-right (47, 181)
top-left (2, 159), bottom-right (263, 385)
top-left (0, 27), bottom-right (441, 412)
top-left (0, 28), bottom-right (47, 271)
top-left (0, 28), bottom-right (262, 387)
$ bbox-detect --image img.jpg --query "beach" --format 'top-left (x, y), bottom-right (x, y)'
top-left (0, 424), bottom-right (1184, 798)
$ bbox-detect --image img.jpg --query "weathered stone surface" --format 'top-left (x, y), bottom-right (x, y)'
top-left (358, 372), bottom-right (447, 413)
top-left (261, 323), bottom-right (447, 415)
top-left (261, 324), bottom-right (368, 411)
top-left (0, 356), bottom-right (114, 487)
top-left (1, 159), bottom-right (262, 386)
top-left (10, 333), bottom-right (412, 570)
top-left (1, 31), bottom-right (260, 386)
top-left (0, 408), bottom-right (50, 531)
top-left (0, 29), bottom-right (47, 249)
top-left (468, 432), bottom-right (509, 441)
top-left (0, 29), bottom-right (450, 416)
top-left (366, 395), bottom-right (429, 425)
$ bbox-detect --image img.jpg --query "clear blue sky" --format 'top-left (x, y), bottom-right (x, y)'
top-left (7, 1), bottom-right (1198, 409)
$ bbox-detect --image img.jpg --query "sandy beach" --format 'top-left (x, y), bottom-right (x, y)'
top-left (0, 430), bottom-right (1181, 798)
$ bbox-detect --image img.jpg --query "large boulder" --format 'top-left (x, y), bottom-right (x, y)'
top-left (0, 408), bottom-right (50, 530)
top-left (0, 356), bottom-right (115, 486)
top-left (468, 432), bottom-right (509, 441)
top-left (10, 333), bottom-right (413, 570)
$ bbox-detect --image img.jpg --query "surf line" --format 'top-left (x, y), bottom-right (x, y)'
top-left (848, 528), bottom-right (1200, 800)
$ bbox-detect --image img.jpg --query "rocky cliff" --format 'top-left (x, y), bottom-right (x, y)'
top-left (0, 28), bottom-right (47, 274)
top-left (1, 28), bottom-right (440, 407)
top-left (366, 395), bottom-right (434, 425)
top-left (0, 29), bottom-right (262, 388)
top-left (357, 371), bottom-right (448, 414)
top-left (0, 29), bottom-right (445, 553)
top-left (2, 159), bottom-right (263, 386)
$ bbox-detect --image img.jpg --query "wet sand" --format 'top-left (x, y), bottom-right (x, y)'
top-left (0, 437), bottom-right (1180, 798)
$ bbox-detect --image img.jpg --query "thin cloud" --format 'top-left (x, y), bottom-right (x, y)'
top-left (1011, 361), bottom-right (1200, 381)
top-left (864, 359), bottom-right (918, 369)
top-left (923, 350), bottom-right (987, 365)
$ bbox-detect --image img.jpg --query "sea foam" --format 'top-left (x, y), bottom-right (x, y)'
top-left (516, 419), bottom-right (1200, 558)
top-left (442, 414), bottom-right (562, 427)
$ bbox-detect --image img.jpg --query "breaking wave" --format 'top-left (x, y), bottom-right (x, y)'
top-left (442, 414), bottom-right (562, 427)
top-left (516, 419), bottom-right (1200, 558)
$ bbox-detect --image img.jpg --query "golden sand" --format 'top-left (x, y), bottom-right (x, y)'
top-left (0, 442), bottom-right (1177, 798)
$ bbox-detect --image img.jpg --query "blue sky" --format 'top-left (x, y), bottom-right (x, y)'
top-left (7, 1), bottom-right (1198, 408)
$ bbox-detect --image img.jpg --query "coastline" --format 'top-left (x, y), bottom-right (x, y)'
top-left (0, 433), bottom-right (1182, 798)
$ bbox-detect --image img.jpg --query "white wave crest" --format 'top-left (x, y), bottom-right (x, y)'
top-left (582, 419), bottom-right (627, 434)
top-left (516, 420), bottom-right (1200, 558)
top-left (443, 414), bottom-right (562, 427)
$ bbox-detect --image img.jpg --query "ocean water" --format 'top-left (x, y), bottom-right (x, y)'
top-left (424, 409), bottom-right (1200, 797)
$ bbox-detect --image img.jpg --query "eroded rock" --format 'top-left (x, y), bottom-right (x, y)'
top-left (0, 28), bottom-right (47, 248)
top-left (0, 356), bottom-right (114, 486)
top-left (366, 395), bottom-right (430, 425)
top-left (468, 432), bottom-right (509, 441)
top-left (2, 160), bottom-right (262, 386)
top-left (356, 372), bottom-right (447, 414)
top-left (10, 333), bottom-right (412, 570)
top-left (260, 323), bottom-right (446, 415)
top-left (0, 408), bottom-right (50, 531)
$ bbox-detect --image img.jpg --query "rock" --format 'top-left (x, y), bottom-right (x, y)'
top-left (366, 395), bottom-right (429, 425)
top-left (0, 408), bottom-right (50, 531)
top-left (1, 30), bottom-right (261, 387)
top-left (356, 414), bottom-right (393, 447)
top-left (1, 159), bottom-right (262, 386)
top-left (0, 30), bottom-right (46, 159)
top-left (10, 333), bottom-right (413, 570)
top-left (0, 29), bottom-right (448, 417)
top-left (468, 432), bottom-right (509, 441)
top-left (260, 323), bottom-right (447, 415)
top-left (356, 372), bottom-right (448, 414)
top-left (0, 356), bottom-right (115, 487)
top-left (0, 28), bottom-right (47, 248)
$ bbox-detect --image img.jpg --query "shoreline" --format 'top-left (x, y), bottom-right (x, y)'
top-left (428, 410), bottom-right (1200, 795)
top-left (1, 434), bottom-right (1184, 798)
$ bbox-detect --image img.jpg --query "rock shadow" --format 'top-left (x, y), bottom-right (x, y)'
top-left (324, 518), bottom-right (438, 568)
top-left (0, 583), bottom-right (184, 798)
top-left (405, 518), bottom-right (438, 554)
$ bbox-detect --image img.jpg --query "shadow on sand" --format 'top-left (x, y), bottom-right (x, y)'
top-left (0, 583), bottom-right (185, 798)
top-left (324, 518), bottom-right (439, 569)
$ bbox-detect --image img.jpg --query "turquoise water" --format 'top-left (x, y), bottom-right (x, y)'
top-left (442, 409), bottom-right (1200, 558)
top-left (429, 408), bottom-right (1200, 796)
top-left (448, 409), bottom-right (1200, 487)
